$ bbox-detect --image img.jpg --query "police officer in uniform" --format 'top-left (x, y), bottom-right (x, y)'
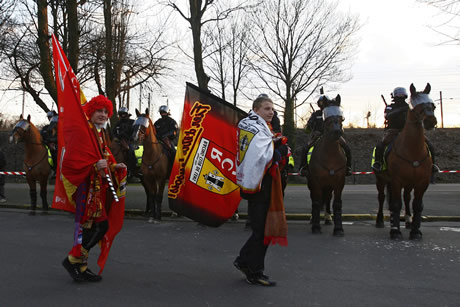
top-left (154, 105), bottom-right (178, 174)
top-left (372, 87), bottom-right (439, 174)
top-left (41, 110), bottom-right (58, 170)
top-left (112, 107), bottom-right (136, 173)
top-left (299, 95), bottom-right (352, 176)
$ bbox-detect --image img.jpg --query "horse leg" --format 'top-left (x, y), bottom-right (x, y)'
top-left (39, 179), bottom-right (48, 214)
top-left (154, 194), bottom-right (162, 221)
top-left (332, 199), bottom-right (344, 236)
top-left (322, 187), bottom-right (333, 225)
top-left (27, 178), bottom-right (37, 215)
top-left (154, 180), bottom-right (166, 221)
top-left (332, 187), bottom-right (344, 237)
top-left (403, 188), bottom-right (412, 229)
top-left (389, 184), bottom-right (403, 240)
top-left (141, 178), bottom-right (150, 215)
top-left (311, 199), bottom-right (322, 234)
top-left (375, 177), bottom-right (385, 228)
top-left (409, 188), bottom-right (426, 240)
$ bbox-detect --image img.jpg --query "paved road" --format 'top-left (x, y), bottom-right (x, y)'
top-left (3, 182), bottom-right (460, 218)
top-left (1, 209), bottom-right (459, 306)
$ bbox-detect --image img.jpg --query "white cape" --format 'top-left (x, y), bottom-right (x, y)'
top-left (236, 110), bottom-right (274, 193)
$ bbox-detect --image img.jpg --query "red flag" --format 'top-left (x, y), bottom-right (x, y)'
top-left (51, 33), bottom-right (101, 211)
top-left (51, 34), bottom-right (126, 273)
top-left (168, 83), bottom-right (247, 226)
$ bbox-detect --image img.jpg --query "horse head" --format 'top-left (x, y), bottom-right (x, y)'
top-left (9, 114), bottom-right (32, 144)
top-left (132, 108), bottom-right (153, 145)
top-left (409, 83), bottom-right (437, 130)
top-left (322, 94), bottom-right (344, 140)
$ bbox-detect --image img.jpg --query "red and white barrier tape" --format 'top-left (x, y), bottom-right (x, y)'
top-left (1, 170), bottom-right (459, 176)
top-left (288, 170), bottom-right (460, 176)
top-left (0, 171), bottom-right (26, 175)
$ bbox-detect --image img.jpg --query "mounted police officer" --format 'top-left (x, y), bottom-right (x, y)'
top-left (154, 105), bottom-right (178, 173)
top-left (41, 110), bottom-right (58, 170)
top-left (372, 87), bottom-right (439, 174)
top-left (112, 107), bottom-right (136, 173)
top-left (299, 95), bottom-right (353, 176)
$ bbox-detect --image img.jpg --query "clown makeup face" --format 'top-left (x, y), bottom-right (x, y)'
top-left (91, 108), bottom-right (109, 127)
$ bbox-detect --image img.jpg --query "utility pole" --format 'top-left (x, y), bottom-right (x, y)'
top-left (139, 84), bottom-right (142, 111)
top-left (439, 91), bottom-right (444, 128)
top-left (22, 90), bottom-right (25, 116)
top-left (148, 93), bottom-right (151, 114)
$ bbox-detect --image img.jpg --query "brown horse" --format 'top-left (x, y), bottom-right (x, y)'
top-left (131, 108), bottom-right (169, 223)
top-left (9, 115), bottom-right (51, 214)
top-left (379, 83), bottom-right (436, 240)
top-left (307, 95), bottom-right (346, 236)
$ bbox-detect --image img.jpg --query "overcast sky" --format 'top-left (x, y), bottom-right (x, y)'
top-left (335, 0), bottom-right (460, 127)
top-left (1, 0), bottom-right (459, 128)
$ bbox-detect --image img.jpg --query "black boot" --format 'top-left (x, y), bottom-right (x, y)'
top-left (299, 145), bottom-right (309, 177)
top-left (62, 257), bottom-right (85, 282)
top-left (372, 143), bottom-right (384, 172)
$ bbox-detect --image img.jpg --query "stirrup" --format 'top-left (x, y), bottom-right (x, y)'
top-left (432, 164), bottom-right (440, 174)
top-left (372, 162), bottom-right (382, 172)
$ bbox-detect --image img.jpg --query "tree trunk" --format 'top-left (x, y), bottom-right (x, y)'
top-left (37, 0), bottom-right (57, 103)
top-left (67, 0), bottom-right (79, 72)
top-left (104, 0), bottom-right (117, 121)
top-left (190, 0), bottom-right (209, 91)
top-left (283, 96), bottom-right (296, 148)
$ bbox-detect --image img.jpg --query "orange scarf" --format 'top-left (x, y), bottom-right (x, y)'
top-left (263, 166), bottom-right (288, 246)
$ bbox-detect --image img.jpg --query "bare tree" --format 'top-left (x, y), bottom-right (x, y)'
top-left (248, 0), bottom-right (360, 146)
top-left (166, 0), bottom-right (250, 91)
top-left (0, 0), bottom-right (17, 52)
top-left (418, 0), bottom-right (460, 44)
top-left (1, 0), bottom-right (173, 119)
top-left (205, 12), bottom-right (252, 106)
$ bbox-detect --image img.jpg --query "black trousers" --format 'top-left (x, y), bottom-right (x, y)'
top-left (238, 199), bottom-right (270, 275)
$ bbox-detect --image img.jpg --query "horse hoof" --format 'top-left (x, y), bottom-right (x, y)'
top-left (409, 230), bottom-right (422, 240)
top-left (29, 211), bottom-right (36, 216)
top-left (376, 221), bottom-right (385, 228)
top-left (405, 222), bottom-right (412, 229)
top-left (390, 229), bottom-right (402, 240)
top-left (324, 219), bottom-right (332, 225)
top-left (333, 229), bottom-right (344, 237)
top-left (312, 227), bottom-right (322, 234)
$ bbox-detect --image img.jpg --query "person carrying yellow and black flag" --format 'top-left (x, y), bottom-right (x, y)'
top-left (51, 34), bottom-right (127, 282)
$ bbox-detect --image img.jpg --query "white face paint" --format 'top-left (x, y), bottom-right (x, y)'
top-left (322, 106), bottom-right (344, 120)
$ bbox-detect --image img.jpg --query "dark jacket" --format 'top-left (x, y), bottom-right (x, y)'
top-left (385, 101), bottom-right (409, 130)
top-left (40, 124), bottom-right (57, 145)
top-left (306, 110), bottom-right (324, 134)
top-left (113, 118), bottom-right (135, 141)
top-left (154, 116), bottom-right (178, 140)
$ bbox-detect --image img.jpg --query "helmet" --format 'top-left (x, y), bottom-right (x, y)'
top-left (392, 87), bottom-right (408, 99)
top-left (118, 107), bottom-right (129, 116)
top-left (159, 105), bottom-right (170, 114)
top-left (317, 95), bottom-right (330, 110)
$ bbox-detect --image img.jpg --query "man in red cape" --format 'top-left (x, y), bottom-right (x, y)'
top-left (51, 34), bottom-right (127, 282)
top-left (59, 95), bottom-right (127, 282)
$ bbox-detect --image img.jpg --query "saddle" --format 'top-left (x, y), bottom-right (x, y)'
top-left (371, 142), bottom-right (432, 172)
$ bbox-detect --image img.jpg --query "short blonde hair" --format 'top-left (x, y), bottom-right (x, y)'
top-left (252, 94), bottom-right (273, 110)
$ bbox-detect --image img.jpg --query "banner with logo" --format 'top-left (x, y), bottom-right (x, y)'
top-left (168, 83), bottom-right (247, 226)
